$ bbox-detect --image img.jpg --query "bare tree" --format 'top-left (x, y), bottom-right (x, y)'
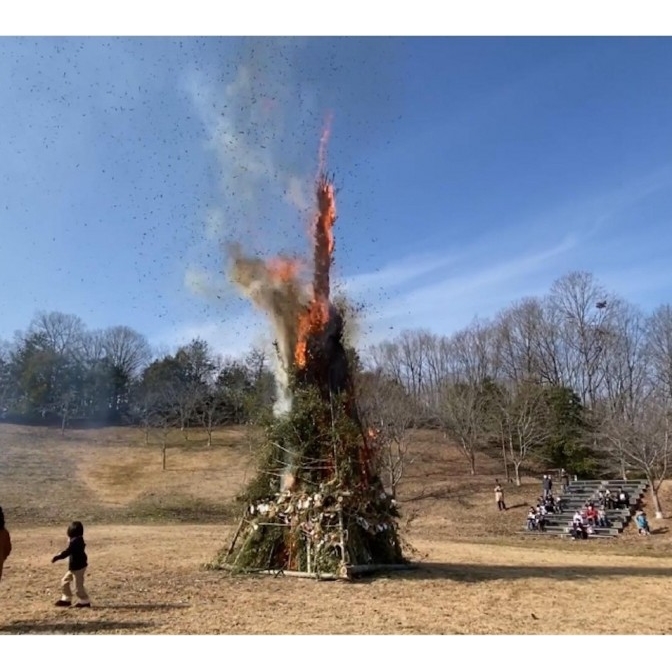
top-left (548, 271), bottom-right (615, 407)
top-left (196, 356), bottom-right (226, 447)
top-left (450, 319), bottom-right (498, 387)
top-left (601, 393), bottom-right (670, 518)
top-left (495, 298), bottom-right (547, 385)
top-left (496, 381), bottom-right (551, 486)
top-left (590, 300), bottom-right (648, 477)
top-left (80, 329), bottom-right (106, 363)
top-left (28, 311), bottom-right (86, 358)
top-left (435, 380), bottom-right (486, 476)
top-left (646, 304), bottom-right (672, 400)
top-left (357, 370), bottom-right (415, 498)
top-left (101, 326), bottom-right (152, 380)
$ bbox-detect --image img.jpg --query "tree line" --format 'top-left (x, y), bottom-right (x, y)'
top-left (0, 311), bottom-right (275, 439)
top-left (358, 271), bottom-right (672, 516)
top-left (1, 270), bottom-right (671, 515)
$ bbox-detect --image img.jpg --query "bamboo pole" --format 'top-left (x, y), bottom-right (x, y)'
top-left (217, 565), bottom-right (340, 581)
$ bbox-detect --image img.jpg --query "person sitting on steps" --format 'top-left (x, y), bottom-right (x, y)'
top-left (527, 507), bottom-right (538, 531)
top-left (584, 502), bottom-right (598, 526)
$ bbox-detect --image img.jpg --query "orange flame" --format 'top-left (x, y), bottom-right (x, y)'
top-left (294, 175), bottom-right (337, 369)
top-left (266, 257), bottom-right (300, 283)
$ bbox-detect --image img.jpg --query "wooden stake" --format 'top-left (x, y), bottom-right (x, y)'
top-left (337, 505), bottom-right (347, 574)
top-left (224, 516), bottom-right (247, 561)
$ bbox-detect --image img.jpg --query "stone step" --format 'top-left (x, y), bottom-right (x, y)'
top-left (523, 478), bottom-right (649, 539)
top-left (523, 528), bottom-right (620, 538)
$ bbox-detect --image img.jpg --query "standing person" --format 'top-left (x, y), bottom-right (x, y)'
top-left (51, 521), bottom-right (91, 608)
top-left (0, 507), bottom-right (11, 582)
top-left (547, 474), bottom-right (554, 493)
top-left (561, 469), bottom-right (570, 493)
top-left (495, 480), bottom-right (506, 511)
top-left (542, 474), bottom-right (550, 496)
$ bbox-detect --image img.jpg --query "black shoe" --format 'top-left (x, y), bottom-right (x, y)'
top-left (55, 600), bottom-right (72, 607)
top-left (74, 602), bottom-right (91, 608)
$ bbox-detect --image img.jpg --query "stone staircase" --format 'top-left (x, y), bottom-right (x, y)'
top-left (524, 479), bottom-right (649, 539)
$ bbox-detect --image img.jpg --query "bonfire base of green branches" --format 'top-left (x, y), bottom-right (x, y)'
top-left (209, 384), bottom-right (410, 579)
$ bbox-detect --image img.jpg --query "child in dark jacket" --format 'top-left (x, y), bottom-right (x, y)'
top-left (0, 507), bottom-right (11, 582)
top-left (52, 521), bottom-right (90, 607)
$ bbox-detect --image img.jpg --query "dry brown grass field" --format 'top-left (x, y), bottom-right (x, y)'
top-left (1, 422), bottom-right (672, 635)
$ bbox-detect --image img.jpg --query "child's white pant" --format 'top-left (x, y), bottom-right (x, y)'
top-left (61, 568), bottom-right (89, 603)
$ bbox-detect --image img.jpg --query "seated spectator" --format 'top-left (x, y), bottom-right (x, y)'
top-left (635, 510), bottom-right (650, 536)
top-left (597, 506), bottom-right (609, 528)
top-left (570, 520), bottom-right (587, 540)
top-left (584, 503), bottom-right (598, 525)
top-left (603, 489), bottom-right (615, 510)
top-left (555, 496), bottom-right (564, 514)
top-left (618, 489), bottom-right (630, 509)
top-left (527, 507), bottom-right (538, 531)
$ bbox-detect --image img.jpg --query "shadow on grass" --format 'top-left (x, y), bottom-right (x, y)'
top-left (358, 562), bottom-right (672, 584)
top-left (0, 620), bottom-right (151, 634)
top-left (95, 603), bottom-right (190, 612)
top-left (651, 527), bottom-right (669, 535)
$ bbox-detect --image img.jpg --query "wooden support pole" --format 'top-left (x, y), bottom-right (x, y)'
top-left (337, 505), bottom-right (347, 573)
top-left (215, 563), bottom-right (418, 580)
top-left (224, 516), bottom-right (247, 562)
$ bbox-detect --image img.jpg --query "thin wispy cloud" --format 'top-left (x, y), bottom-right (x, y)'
top-left (167, 159), bottom-right (672, 359)
top-left (345, 164), bottom-right (672, 348)
top-left (335, 252), bottom-right (462, 298)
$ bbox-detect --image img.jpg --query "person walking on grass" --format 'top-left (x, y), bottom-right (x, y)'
top-left (0, 507), bottom-right (11, 582)
top-left (52, 521), bottom-right (91, 608)
top-left (495, 480), bottom-right (507, 511)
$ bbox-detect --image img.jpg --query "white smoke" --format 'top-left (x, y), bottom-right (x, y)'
top-left (227, 245), bottom-right (310, 417)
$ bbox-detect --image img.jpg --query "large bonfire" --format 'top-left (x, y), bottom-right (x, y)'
top-left (214, 130), bottom-right (406, 579)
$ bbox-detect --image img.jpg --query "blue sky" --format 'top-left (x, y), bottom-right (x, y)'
top-left (2, 36), bottom-right (672, 358)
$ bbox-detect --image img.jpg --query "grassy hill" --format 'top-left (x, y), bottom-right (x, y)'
top-left (2, 423), bottom-right (672, 634)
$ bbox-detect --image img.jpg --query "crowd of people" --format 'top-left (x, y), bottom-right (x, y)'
top-left (596, 487), bottom-right (631, 510)
top-left (521, 474), bottom-right (650, 540)
top-left (491, 471), bottom-right (651, 540)
top-left (569, 503), bottom-right (610, 539)
top-left (527, 491), bottom-right (565, 532)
